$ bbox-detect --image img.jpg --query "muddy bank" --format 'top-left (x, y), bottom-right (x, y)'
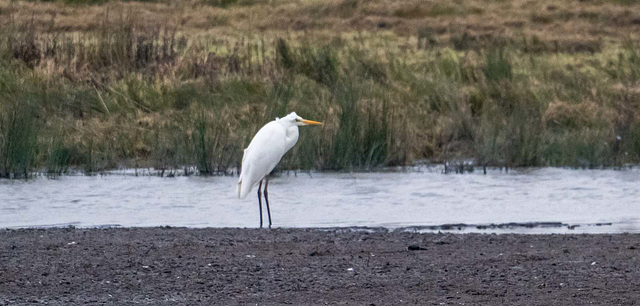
top-left (1, 228), bottom-right (639, 305)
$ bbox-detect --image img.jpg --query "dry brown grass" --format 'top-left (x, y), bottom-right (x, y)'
top-left (543, 100), bottom-right (616, 130)
top-left (2, 0), bottom-right (640, 47)
top-left (2, 0), bottom-right (640, 176)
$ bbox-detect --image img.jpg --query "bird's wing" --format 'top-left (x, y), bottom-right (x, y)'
top-left (241, 148), bottom-right (247, 165)
top-left (237, 122), bottom-right (287, 199)
top-left (237, 148), bottom-right (248, 198)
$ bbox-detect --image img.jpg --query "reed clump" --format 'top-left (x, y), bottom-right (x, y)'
top-left (2, 0), bottom-right (640, 177)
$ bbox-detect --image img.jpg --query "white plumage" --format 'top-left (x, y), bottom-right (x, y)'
top-left (236, 112), bottom-right (322, 227)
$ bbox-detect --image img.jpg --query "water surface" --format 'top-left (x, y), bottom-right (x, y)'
top-left (1, 167), bottom-right (639, 233)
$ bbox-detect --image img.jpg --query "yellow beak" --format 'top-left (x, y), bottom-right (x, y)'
top-left (301, 119), bottom-right (323, 126)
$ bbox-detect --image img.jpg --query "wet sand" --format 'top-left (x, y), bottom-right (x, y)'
top-left (1, 228), bottom-right (639, 305)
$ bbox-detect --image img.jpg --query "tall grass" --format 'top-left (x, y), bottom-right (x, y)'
top-left (3, 2), bottom-right (640, 178)
top-left (0, 100), bottom-right (39, 178)
top-left (46, 134), bottom-right (73, 176)
top-left (330, 78), bottom-right (362, 169)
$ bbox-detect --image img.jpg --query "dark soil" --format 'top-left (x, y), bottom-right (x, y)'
top-left (1, 228), bottom-right (639, 305)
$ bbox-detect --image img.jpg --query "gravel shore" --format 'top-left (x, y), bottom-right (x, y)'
top-left (1, 228), bottom-right (639, 305)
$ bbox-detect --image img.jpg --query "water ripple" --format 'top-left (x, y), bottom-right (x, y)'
top-left (0, 167), bottom-right (639, 233)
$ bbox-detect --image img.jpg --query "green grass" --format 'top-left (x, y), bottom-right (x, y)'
top-left (2, 4), bottom-right (640, 178)
top-left (0, 100), bottom-right (39, 178)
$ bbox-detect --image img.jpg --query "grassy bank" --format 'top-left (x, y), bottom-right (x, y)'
top-left (1, 0), bottom-right (640, 178)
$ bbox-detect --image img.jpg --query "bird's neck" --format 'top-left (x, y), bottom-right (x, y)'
top-left (284, 125), bottom-right (299, 152)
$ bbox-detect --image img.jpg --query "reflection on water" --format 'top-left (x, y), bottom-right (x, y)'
top-left (0, 166), bottom-right (639, 233)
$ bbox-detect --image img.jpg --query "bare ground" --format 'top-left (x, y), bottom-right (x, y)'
top-left (0, 228), bottom-right (639, 305)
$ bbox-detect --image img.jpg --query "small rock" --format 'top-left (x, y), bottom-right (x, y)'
top-left (407, 245), bottom-right (427, 251)
top-left (433, 239), bottom-right (450, 245)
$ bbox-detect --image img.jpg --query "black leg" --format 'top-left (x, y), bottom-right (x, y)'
top-left (264, 176), bottom-right (272, 228)
top-left (257, 179), bottom-right (263, 228)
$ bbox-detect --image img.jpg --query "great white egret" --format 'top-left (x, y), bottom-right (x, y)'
top-left (237, 112), bottom-right (323, 228)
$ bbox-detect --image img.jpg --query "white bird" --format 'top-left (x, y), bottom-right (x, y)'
top-left (237, 112), bottom-right (323, 228)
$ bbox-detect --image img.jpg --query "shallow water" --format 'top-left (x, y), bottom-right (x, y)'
top-left (1, 166), bottom-right (639, 233)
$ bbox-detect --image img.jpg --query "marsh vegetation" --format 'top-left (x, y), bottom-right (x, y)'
top-left (1, 0), bottom-right (640, 177)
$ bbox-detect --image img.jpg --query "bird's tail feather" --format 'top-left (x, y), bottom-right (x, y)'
top-left (237, 172), bottom-right (252, 199)
top-left (237, 148), bottom-right (249, 199)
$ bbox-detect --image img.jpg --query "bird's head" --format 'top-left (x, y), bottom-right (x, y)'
top-left (282, 112), bottom-right (323, 127)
